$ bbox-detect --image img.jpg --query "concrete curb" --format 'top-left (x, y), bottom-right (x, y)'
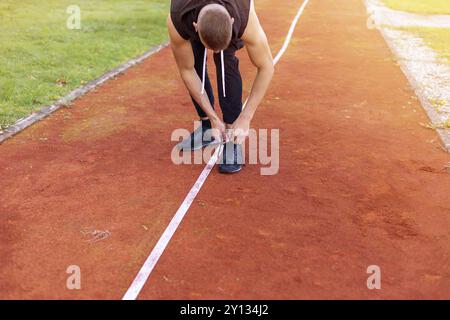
top-left (365, 1), bottom-right (450, 153)
top-left (0, 43), bottom-right (168, 144)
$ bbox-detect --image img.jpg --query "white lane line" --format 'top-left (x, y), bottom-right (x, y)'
top-left (274, 0), bottom-right (310, 65)
top-left (122, 0), bottom-right (310, 300)
top-left (122, 145), bottom-right (223, 300)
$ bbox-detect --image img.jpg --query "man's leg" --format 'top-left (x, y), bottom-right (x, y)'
top-left (214, 44), bottom-right (244, 174)
top-left (177, 41), bottom-right (217, 151)
top-left (190, 40), bottom-right (215, 120)
top-left (213, 46), bottom-right (243, 125)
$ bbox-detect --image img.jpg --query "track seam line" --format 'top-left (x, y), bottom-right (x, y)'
top-left (122, 0), bottom-right (310, 300)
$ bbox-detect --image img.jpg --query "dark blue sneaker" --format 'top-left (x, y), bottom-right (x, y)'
top-left (219, 142), bottom-right (243, 174)
top-left (177, 120), bottom-right (219, 151)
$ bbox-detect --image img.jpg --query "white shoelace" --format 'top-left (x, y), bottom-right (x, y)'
top-left (201, 47), bottom-right (207, 95)
top-left (220, 50), bottom-right (226, 97)
top-left (200, 48), bottom-right (226, 98)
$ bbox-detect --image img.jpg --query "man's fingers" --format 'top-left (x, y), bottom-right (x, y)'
top-left (231, 128), bottom-right (248, 145)
top-left (209, 128), bottom-right (222, 143)
top-left (236, 134), bottom-right (246, 145)
top-left (225, 129), bottom-right (233, 142)
top-left (234, 128), bottom-right (248, 137)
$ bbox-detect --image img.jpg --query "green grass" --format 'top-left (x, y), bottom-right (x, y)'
top-left (383, 0), bottom-right (450, 15)
top-left (406, 27), bottom-right (450, 65)
top-left (0, 0), bottom-right (169, 130)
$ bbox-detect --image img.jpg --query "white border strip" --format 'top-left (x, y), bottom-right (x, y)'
top-left (0, 44), bottom-right (167, 144)
top-left (122, 0), bottom-right (310, 300)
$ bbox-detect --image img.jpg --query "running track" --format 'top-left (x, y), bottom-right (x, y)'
top-left (0, 0), bottom-right (449, 299)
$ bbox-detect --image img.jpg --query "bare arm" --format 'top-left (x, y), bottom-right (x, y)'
top-left (231, 1), bottom-right (274, 143)
top-left (167, 15), bottom-right (225, 137)
top-left (240, 1), bottom-right (274, 120)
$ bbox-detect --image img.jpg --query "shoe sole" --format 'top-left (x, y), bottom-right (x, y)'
top-left (218, 166), bottom-right (243, 174)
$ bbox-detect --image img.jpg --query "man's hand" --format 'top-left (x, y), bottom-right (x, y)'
top-left (230, 114), bottom-right (251, 145)
top-left (210, 117), bottom-right (227, 143)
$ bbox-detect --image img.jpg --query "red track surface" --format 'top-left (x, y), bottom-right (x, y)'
top-left (1, 0), bottom-right (449, 299)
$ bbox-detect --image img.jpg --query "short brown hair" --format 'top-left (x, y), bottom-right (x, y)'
top-left (198, 6), bottom-right (232, 51)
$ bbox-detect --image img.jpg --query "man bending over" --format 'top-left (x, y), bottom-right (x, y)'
top-left (168, 0), bottom-right (274, 173)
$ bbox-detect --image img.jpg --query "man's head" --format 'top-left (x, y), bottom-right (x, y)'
top-left (194, 4), bottom-right (234, 52)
